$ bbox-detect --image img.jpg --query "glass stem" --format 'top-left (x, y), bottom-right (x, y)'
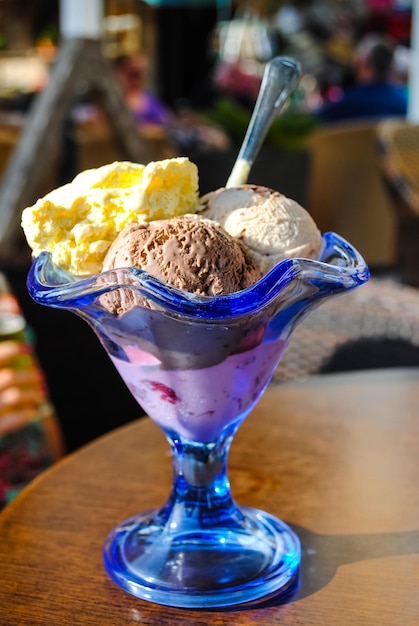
top-left (159, 426), bottom-right (244, 529)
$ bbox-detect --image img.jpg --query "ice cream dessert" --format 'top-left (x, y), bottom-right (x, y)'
top-left (200, 184), bottom-right (323, 274)
top-left (22, 51), bottom-right (370, 607)
top-left (22, 156), bottom-right (333, 442)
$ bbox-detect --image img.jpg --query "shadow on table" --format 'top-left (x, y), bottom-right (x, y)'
top-left (293, 524), bottom-right (419, 601)
top-left (243, 523), bottom-right (419, 610)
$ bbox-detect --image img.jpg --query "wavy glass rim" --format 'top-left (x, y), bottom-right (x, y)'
top-left (27, 232), bottom-right (369, 319)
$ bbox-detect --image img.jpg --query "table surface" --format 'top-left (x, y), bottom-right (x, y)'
top-left (1, 368), bottom-right (418, 625)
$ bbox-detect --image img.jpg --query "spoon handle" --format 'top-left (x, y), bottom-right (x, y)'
top-left (226, 56), bottom-right (301, 188)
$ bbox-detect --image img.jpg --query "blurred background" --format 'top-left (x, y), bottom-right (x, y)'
top-left (0, 1), bottom-right (413, 234)
top-left (0, 1), bottom-right (412, 198)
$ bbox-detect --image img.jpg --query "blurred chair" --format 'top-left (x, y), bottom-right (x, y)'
top-left (0, 124), bottom-right (20, 173)
top-left (188, 147), bottom-right (311, 206)
top-left (376, 120), bottom-right (419, 287)
top-left (76, 118), bottom-right (175, 173)
top-left (0, 113), bottom-right (58, 197)
top-left (273, 276), bottom-right (419, 383)
top-left (305, 121), bottom-right (397, 269)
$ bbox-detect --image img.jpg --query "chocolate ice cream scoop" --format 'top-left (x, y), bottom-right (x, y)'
top-left (101, 215), bottom-right (261, 314)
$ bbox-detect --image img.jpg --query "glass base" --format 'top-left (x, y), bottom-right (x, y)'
top-left (103, 505), bottom-right (300, 608)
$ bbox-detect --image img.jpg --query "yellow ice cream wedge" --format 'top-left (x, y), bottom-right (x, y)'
top-left (21, 157), bottom-right (200, 276)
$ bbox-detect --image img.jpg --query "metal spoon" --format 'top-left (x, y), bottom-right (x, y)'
top-left (226, 56), bottom-right (301, 188)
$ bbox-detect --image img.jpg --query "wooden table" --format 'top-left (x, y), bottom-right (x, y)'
top-left (1, 368), bottom-right (418, 625)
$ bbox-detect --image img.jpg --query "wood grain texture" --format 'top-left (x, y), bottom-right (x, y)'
top-left (0, 368), bottom-right (418, 625)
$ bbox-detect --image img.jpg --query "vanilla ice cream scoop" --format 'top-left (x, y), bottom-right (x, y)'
top-left (21, 157), bottom-right (199, 276)
top-left (200, 185), bottom-right (323, 274)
